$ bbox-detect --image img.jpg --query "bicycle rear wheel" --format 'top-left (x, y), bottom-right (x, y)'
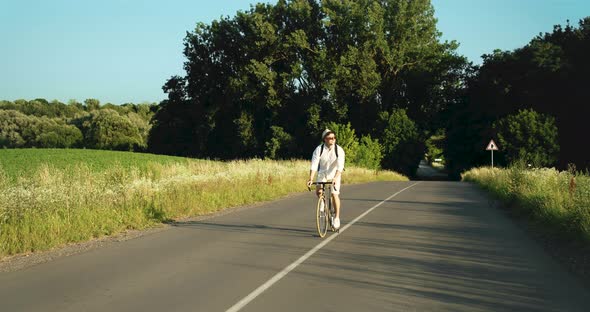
top-left (316, 196), bottom-right (328, 238)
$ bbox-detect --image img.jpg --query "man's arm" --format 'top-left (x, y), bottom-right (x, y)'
top-left (336, 146), bottom-right (345, 174)
top-left (307, 146), bottom-right (320, 187)
top-left (307, 170), bottom-right (317, 187)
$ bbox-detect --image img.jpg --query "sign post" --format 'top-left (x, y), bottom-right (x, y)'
top-left (486, 140), bottom-right (499, 168)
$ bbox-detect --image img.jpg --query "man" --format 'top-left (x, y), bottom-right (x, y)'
top-left (306, 129), bottom-right (345, 229)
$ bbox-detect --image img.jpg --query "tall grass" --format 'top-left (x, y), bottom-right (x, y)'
top-left (462, 164), bottom-right (590, 241)
top-left (0, 149), bottom-right (407, 257)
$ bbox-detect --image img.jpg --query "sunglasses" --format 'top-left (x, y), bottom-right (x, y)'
top-left (324, 136), bottom-right (336, 140)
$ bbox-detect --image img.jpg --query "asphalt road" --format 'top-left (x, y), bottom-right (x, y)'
top-left (416, 160), bottom-right (448, 180)
top-left (1, 181), bottom-right (589, 312)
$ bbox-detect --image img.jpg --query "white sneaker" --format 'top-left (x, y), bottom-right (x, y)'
top-left (320, 200), bottom-right (325, 212)
top-left (333, 217), bottom-right (340, 229)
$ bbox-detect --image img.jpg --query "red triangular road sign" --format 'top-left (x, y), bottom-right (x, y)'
top-left (486, 139), bottom-right (499, 151)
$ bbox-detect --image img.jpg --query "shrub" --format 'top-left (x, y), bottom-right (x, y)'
top-left (355, 135), bottom-right (383, 170)
top-left (324, 122), bottom-right (359, 162)
top-left (320, 122), bottom-right (384, 170)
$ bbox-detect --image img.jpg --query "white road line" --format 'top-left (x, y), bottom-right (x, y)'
top-left (225, 182), bottom-right (421, 312)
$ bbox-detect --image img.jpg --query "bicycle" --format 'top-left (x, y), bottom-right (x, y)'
top-left (308, 181), bottom-right (339, 238)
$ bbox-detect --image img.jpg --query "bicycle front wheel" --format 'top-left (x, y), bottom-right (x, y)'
top-left (316, 196), bottom-right (328, 238)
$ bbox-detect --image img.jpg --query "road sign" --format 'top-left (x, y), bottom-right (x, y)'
top-left (486, 139), bottom-right (499, 168)
top-left (486, 140), bottom-right (499, 151)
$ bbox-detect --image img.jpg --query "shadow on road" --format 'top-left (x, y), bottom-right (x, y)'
top-left (415, 160), bottom-right (450, 181)
top-left (169, 221), bottom-right (316, 238)
top-left (295, 182), bottom-right (590, 311)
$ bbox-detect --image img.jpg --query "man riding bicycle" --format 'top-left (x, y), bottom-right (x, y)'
top-left (306, 129), bottom-right (345, 230)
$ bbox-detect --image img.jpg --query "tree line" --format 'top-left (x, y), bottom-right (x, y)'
top-left (2, 1), bottom-right (587, 178)
top-left (150, 0), bottom-right (584, 176)
top-left (445, 17), bottom-right (590, 177)
top-left (0, 99), bottom-right (157, 151)
top-left (148, 0), bottom-right (466, 176)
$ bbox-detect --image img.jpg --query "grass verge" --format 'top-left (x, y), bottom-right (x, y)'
top-left (462, 165), bottom-right (590, 283)
top-left (0, 149), bottom-right (407, 258)
top-left (462, 165), bottom-right (590, 241)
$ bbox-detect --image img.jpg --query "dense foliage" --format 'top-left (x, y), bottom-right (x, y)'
top-left (494, 109), bottom-right (560, 167)
top-left (446, 18), bottom-right (590, 177)
top-left (323, 122), bottom-right (384, 170)
top-left (0, 99), bottom-right (156, 151)
top-left (149, 0), bottom-right (466, 176)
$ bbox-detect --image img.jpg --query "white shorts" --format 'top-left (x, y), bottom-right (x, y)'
top-left (317, 174), bottom-right (341, 195)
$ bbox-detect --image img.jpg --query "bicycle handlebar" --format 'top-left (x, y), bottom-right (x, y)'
top-left (307, 181), bottom-right (333, 191)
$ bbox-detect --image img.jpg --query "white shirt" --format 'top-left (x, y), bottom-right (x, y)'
top-left (310, 144), bottom-right (345, 180)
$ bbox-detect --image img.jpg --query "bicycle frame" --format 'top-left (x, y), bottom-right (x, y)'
top-left (309, 182), bottom-right (338, 236)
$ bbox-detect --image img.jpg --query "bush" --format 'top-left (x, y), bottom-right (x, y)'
top-left (355, 135), bottom-right (383, 170)
top-left (321, 122), bottom-right (384, 170)
top-left (324, 122), bottom-right (359, 162)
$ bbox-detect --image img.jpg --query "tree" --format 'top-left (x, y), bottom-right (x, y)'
top-left (379, 109), bottom-right (423, 176)
top-left (0, 110), bottom-right (28, 147)
top-left (265, 126), bottom-right (293, 159)
top-left (0, 110), bottom-right (82, 148)
top-left (82, 109), bottom-right (143, 151)
top-left (84, 99), bottom-right (101, 111)
top-left (425, 130), bottom-right (445, 164)
top-left (447, 18), bottom-right (590, 173)
top-left (1, 98), bottom-right (155, 150)
top-left (494, 109), bottom-right (559, 166)
top-left (149, 0), bottom-right (464, 170)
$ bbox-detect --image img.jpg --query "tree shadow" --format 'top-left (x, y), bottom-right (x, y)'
top-left (169, 221), bottom-right (318, 238)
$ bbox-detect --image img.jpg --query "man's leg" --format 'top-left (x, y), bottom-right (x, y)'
top-left (332, 193), bottom-right (340, 219)
top-left (331, 176), bottom-right (341, 219)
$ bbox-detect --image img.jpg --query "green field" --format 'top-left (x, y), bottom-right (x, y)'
top-left (0, 148), bottom-right (195, 181)
top-left (0, 149), bottom-right (407, 258)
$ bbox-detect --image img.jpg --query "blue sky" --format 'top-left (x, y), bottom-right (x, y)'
top-left (1, 0), bottom-right (588, 104)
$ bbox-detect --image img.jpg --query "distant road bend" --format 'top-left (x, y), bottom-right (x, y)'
top-left (1, 181), bottom-right (589, 311)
